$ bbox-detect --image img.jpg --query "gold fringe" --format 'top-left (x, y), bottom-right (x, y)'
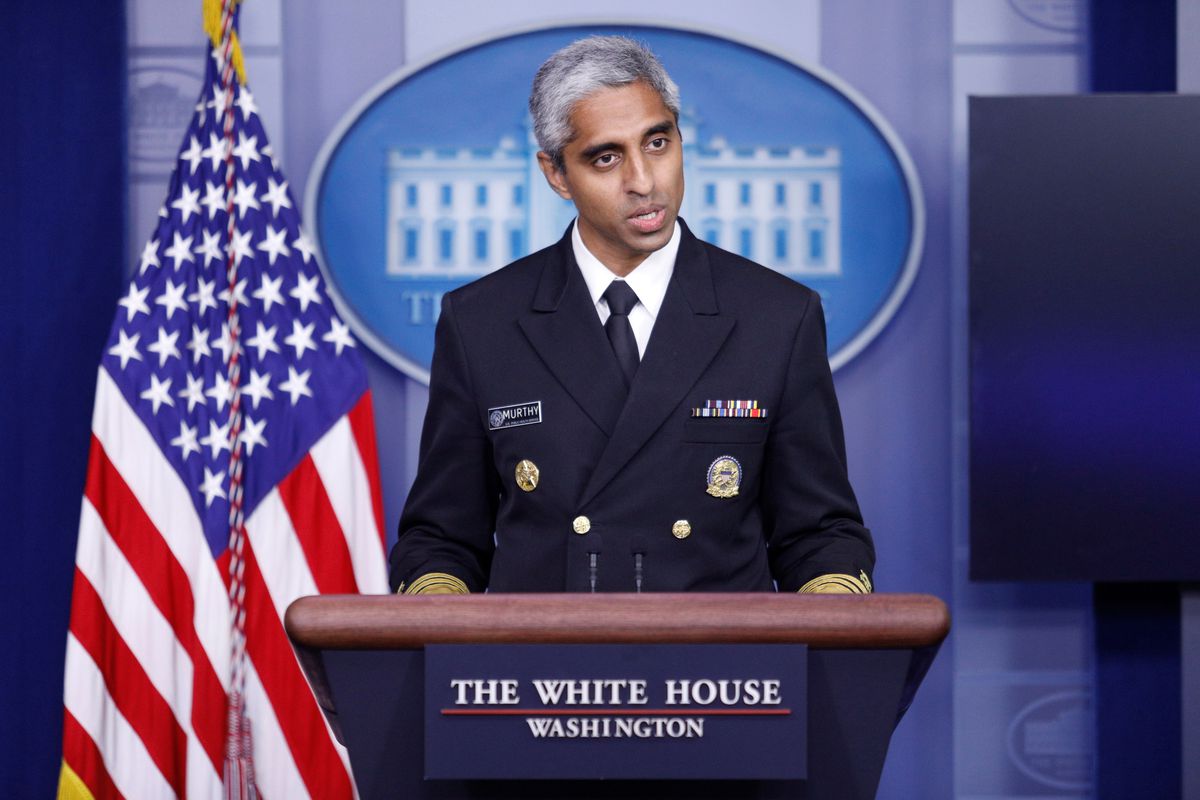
top-left (57, 762), bottom-right (96, 800)
top-left (797, 572), bottom-right (872, 595)
top-left (859, 569), bottom-right (873, 593)
top-left (202, 0), bottom-right (247, 85)
top-left (404, 572), bottom-right (470, 595)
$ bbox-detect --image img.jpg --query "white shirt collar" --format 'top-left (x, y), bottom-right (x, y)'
top-left (572, 219), bottom-right (680, 320)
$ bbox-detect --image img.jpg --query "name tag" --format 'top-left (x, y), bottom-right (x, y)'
top-left (488, 401), bottom-right (542, 430)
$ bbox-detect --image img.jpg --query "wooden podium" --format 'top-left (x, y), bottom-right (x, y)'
top-left (286, 594), bottom-right (949, 799)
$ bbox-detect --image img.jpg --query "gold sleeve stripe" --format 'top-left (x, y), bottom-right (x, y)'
top-left (797, 572), bottom-right (872, 595)
top-left (404, 572), bottom-right (470, 595)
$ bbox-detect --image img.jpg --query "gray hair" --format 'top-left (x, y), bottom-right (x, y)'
top-left (529, 35), bottom-right (681, 171)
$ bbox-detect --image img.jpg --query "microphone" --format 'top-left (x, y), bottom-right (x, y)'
top-left (630, 535), bottom-right (647, 594)
top-left (586, 533), bottom-right (604, 593)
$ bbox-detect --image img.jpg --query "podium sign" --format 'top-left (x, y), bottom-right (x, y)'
top-left (286, 593), bottom-right (951, 799)
top-left (425, 643), bottom-right (807, 780)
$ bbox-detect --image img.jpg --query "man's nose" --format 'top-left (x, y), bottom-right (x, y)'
top-left (624, 152), bottom-right (654, 196)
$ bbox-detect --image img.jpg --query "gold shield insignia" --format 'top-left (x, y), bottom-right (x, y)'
top-left (514, 459), bottom-right (539, 492)
top-left (706, 456), bottom-right (742, 498)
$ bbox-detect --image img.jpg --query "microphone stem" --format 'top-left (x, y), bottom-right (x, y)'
top-left (634, 553), bottom-right (643, 594)
top-left (589, 553), bottom-right (598, 593)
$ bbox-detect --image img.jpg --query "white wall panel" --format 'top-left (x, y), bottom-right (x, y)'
top-left (405, 0), bottom-right (821, 64)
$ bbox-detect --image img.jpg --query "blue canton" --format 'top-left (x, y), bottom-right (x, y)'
top-left (103, 50), bottom-right (367, 556)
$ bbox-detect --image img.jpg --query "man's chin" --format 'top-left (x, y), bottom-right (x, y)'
top-left (627, 216), bottom-right (676, 249)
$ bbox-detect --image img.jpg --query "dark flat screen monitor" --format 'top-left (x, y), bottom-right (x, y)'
top-left (969, 95), bottom-right (1200, 581)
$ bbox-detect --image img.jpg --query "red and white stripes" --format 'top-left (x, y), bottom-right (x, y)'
top-left (60, 368), bottom-right (386, 799)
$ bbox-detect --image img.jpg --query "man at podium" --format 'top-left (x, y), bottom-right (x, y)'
top-left (389, 36), bottom-right (874, 596)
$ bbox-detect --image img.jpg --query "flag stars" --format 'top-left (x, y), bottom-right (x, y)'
top-left (242, 368), bottom-right (274, 408)
top-left (117, 283), bottom-right (150, 322)
top-left (232, 131), bottom-right (261, 171)
top-left (232, 179), bottom-right (260, 218)
top-left (117, 57), bottom-right (372, 523)
top-left (259, 178), bottom-right (291, 217)
top-left (218, 277), bottom-right (249, 309)
top-left (211, 322), bottom-right (240, 363)
top-left (208, 85), bottom-right (232, 119)
top-left (170, 419), bottom-right (200, 460)
top-left (284, 318), bottom-right (317, 359)
top-left (246, 321), bottom-right (280, 361)
top-left (186, 323), bottom-right (212, 364)
top-left (108, 330), bottom-right (142, 369)
top-left (200, 418), bottom-right (232, 460)
top-left (201, 132), bottom-right (226, 173)
top-left (290, 273), bottom-right (322, 314)
top-left (146, 326), bottom-right (181, 367)
top-left (206, 371), bottom-right (234, 412)
top-left (253, 274), bottom-right (285, 314)
top-left (170, 184), bottom-right (201, 224)
top-left (241, 416), bottom-right (267, 456)
top-left (201, 181), bottom-right (226, 219)
top-left (139, 239), bottom-right (161, 275)
top-left (323, 318), bottom-right (356, 356)
top-left (229, 229), bottom-right (254, 268)
top-left (279, 365), bottom-right (313, 405)
top-left (235, 88), bottom-right (258, 120)
top-left (199, 466), bottom-right (227, 507)
top-left (177, 371), bottom-right (206, 411)
top-left (292, 231), bottom-right (317, 264)
top-left (257, 224), bottom-right (291, 266)
top-left (193, 229), bottom-right (224, 269)
top-left (164, 231), bottom-right (196, 271)
top-left (180, 136), bottom-right (203, 175)
top-left (155, 279), bottom-right (189, 321)
top-left (140, 373), bottom-right (175, 414)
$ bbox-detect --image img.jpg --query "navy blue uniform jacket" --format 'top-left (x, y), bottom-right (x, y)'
top-left (389, 221), bottom-right (874, 592)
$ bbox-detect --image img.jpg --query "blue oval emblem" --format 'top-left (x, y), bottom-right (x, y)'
top-left (308, 24), bottom-right (923, 383)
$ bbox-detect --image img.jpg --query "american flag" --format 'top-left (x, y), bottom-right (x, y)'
top-left (59, 9), bottom-right (387, 799)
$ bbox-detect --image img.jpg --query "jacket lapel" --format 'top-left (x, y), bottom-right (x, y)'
top-left (578, 222), bottom-right (735, 508)
top-left (517, 226), bottom-right (628, 436)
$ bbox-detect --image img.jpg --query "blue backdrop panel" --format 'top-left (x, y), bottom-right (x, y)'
top-left (969, 95), bottom-right (1200, 582)
top-left (1094, 583), bottom-right (1180, 799)
top-left (0, 2), bottom-right (126, 795)
top-left (1090, 0), bottom-right (1177, 92)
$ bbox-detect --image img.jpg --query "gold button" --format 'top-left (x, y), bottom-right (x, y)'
top-left (514, 459), bottom-right (539, 492)
top-left (672, 520), bottom-right (692, 539)
top-left (572, 515), bottom-right (591, 535)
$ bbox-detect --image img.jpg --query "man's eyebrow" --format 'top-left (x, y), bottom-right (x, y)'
top-left (644, 120), bottom-right (676, 138)
top-left (580, 140), bottom-right (621, 160)
top-left (577, 121), bottom-right (677, 161)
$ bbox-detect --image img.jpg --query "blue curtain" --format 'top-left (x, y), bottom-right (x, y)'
top-left (0, 1), bottom-right (126, 795)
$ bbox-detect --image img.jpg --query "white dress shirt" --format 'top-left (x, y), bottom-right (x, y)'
top-left (572, 220), bottom-right (680, 358)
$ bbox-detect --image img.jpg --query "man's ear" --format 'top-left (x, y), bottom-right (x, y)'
top-left (536, 151), bottom-right (572, 200)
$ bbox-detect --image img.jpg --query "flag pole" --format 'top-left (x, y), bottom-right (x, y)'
top-left (212, 0), bottom-right (256, 797)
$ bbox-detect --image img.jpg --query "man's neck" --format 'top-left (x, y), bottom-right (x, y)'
top-left (576, 223), bottom-right (673, 277)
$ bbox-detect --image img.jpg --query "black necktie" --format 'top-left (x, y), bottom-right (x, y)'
top-left (602, 280), bottom-right (641, 387)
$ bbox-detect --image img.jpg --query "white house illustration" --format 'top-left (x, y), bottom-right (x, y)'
top-left (385, 118), bottom-right (841, 279)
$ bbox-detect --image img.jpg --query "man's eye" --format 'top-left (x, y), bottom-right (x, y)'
top-left (594, 154), bottom-right (617, 167)
top-left (648, 137), bottom-right (667, 150)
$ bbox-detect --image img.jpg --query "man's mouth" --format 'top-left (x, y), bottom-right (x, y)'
top-left (627, 206), bottom-right (666, 233)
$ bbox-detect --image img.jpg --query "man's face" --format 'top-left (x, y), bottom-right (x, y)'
top-left (538, 80), bottom-right (684, 276)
